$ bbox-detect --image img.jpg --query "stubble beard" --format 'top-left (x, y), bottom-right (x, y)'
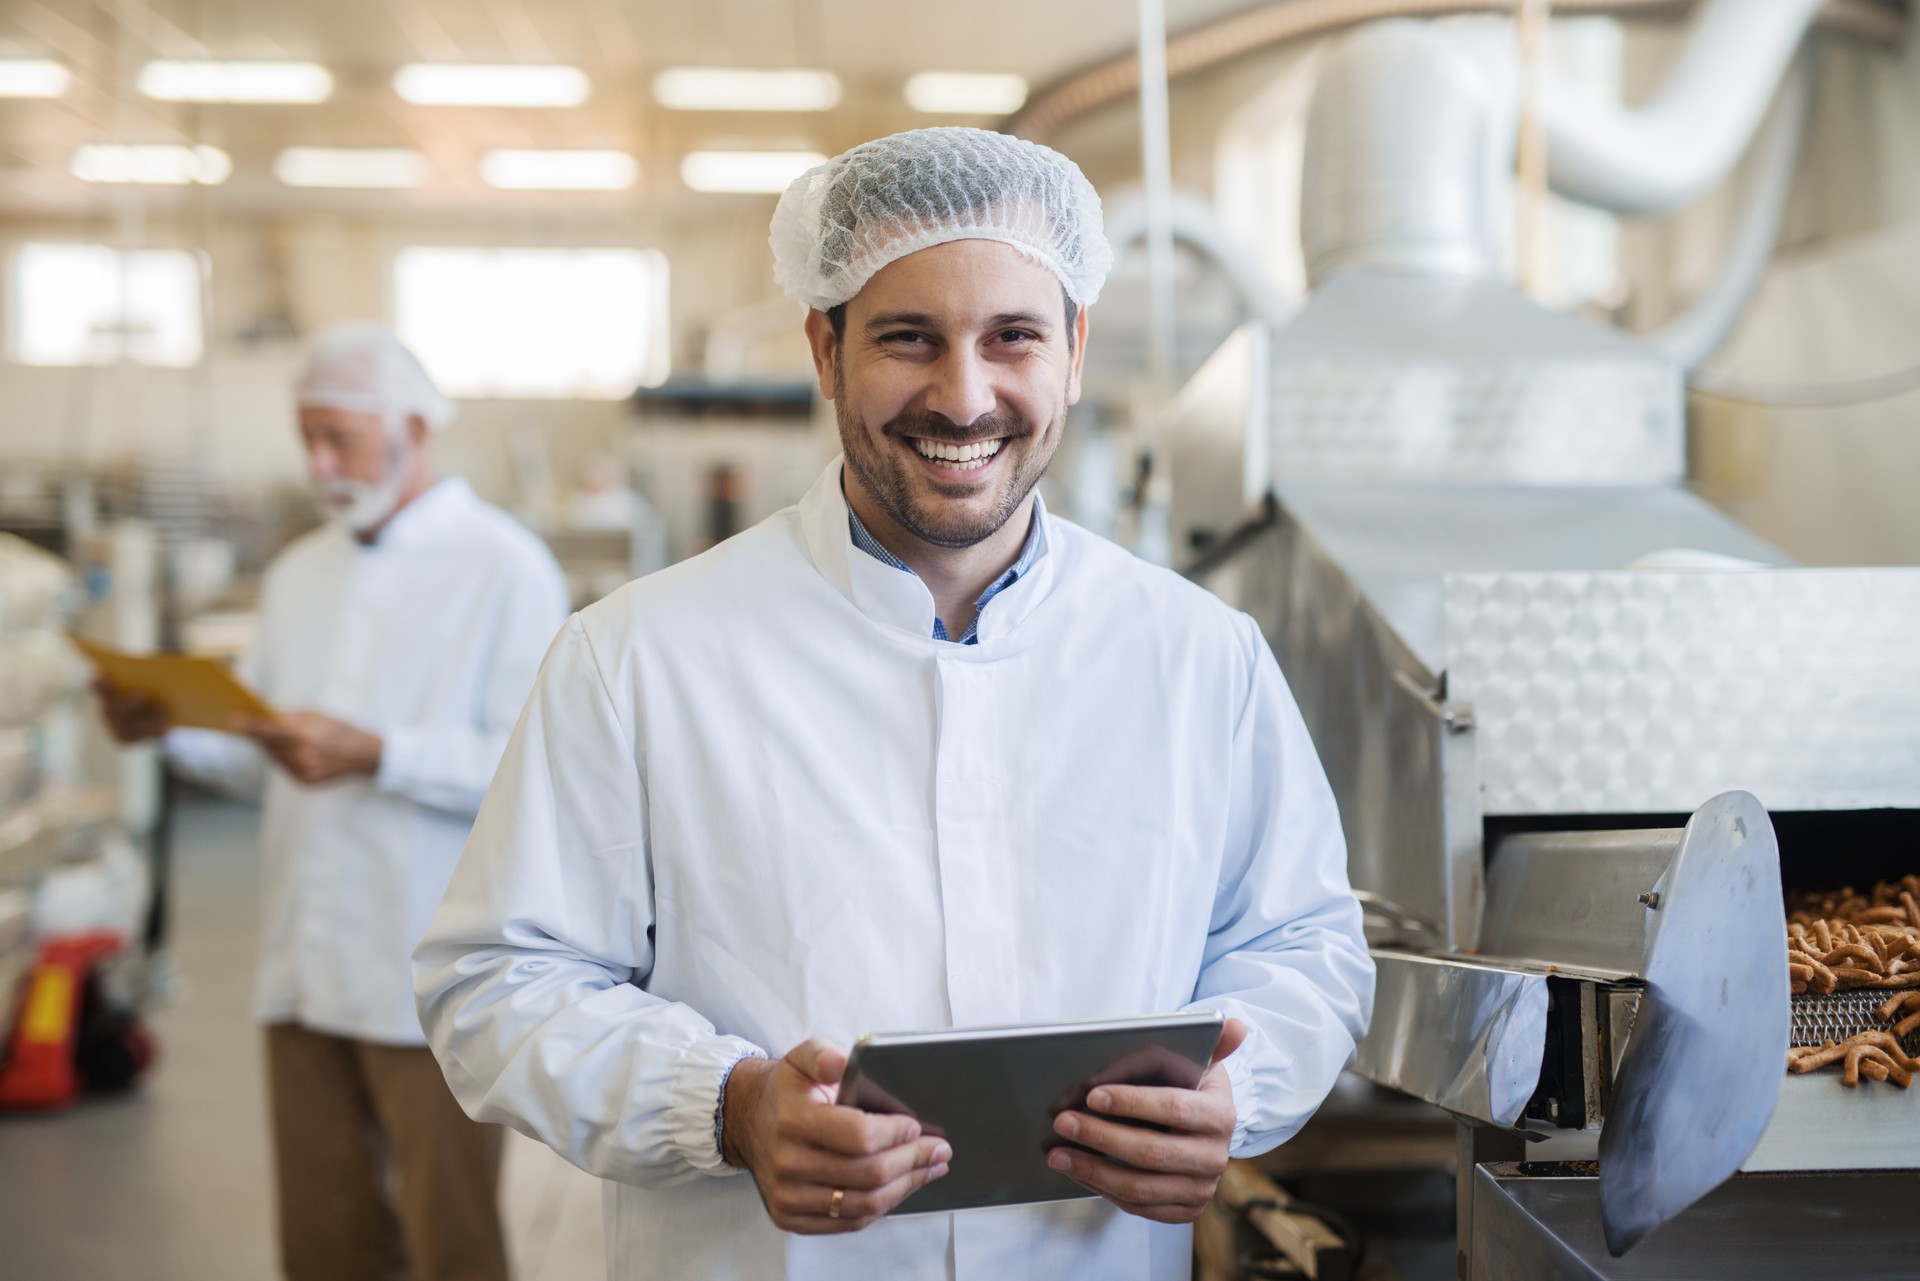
top-left (834, 361), bottom-right (1061, 550)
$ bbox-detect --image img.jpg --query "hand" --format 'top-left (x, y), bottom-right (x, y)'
top-left (1046, 1016), bottom-right (1248, 1224)
top-left (94, 678), bottom-right (169, 744)
top-left (722, 1040), bottom-right (951, 1234)
top-left (241, 711), bottom-right (382, 786)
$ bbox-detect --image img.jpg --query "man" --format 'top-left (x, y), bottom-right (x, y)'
top-left (414, 128), bottom-right (1373, 1280)
top-left (97, 326), bottom-right (569, 1281)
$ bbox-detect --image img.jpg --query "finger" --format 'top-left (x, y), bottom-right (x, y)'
top-left (786, 1039), bottom-right (848, 1088)
top-left (769, 1156), bottom-right (950, 1229)
top-left (1084, 1081), bottom-right (1230, 1135)
top-left (798, 1102), bottom-right (923, 1157)
top-left (776, 1137), bottom-right (950, 1191)
top-left (1053, 1110), bottom-right (1224, 1176)
top-left (1046, 1146), bottom-right (1214, 1212)
top-left (240, 717), bottom-right (289, 742)
top-left (1211, 1017), bottom-right (1249, 1066)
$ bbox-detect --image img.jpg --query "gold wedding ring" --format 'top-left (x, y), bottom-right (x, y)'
top-left (828, 1187), bottom-right (845, 1219)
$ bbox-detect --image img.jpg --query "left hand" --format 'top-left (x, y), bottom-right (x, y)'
top-left (1046, 1016), bottom-right (1248, 1224)
top-left (241, 711), bottom-right (383, 786)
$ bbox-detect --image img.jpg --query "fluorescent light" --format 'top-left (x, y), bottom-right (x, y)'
top-left (275, 148), bottom-right (426, 189)
top-left (139, 60), bottom-right (333, 104)
top-left (680, 150), bottom-right (825, 194)
top-left (653, 67), bottom-right (840, 112)
top-left (0, 60), bottom-right (70, 98)
top-left (481, 149), bottom-right (635, 191)
top-left (71, 144), bottom-right (232, 186)
top-left (394, 63), bottom-right (588, 107)
top-left (905, 72), bottom-right (1028, 115)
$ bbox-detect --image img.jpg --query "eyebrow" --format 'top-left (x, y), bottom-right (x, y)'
top-left (861, 310), bottom-right (1056, 334)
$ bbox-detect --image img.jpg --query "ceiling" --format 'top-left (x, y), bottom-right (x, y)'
top-left (0, 0), bottom-right (1266, 217)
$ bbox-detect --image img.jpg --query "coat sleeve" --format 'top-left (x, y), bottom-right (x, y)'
top-left (412, 615), bottom-right (766, 1187)
top-left (374, 549), bottom-right (570, 817)
top-left (1185, 613), bottom-right (1376, 1158)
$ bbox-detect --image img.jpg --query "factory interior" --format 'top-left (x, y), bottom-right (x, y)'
top-left (2, 0), bottom-right (1919, 1278)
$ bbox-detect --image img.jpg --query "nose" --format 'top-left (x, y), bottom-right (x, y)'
top-left (306, 443), bottom-right (339, 481)
top-left (923, 348), bottom-right (998, 428)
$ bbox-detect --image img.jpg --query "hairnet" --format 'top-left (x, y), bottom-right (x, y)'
top-left (295, 325), bottom-right (456, 432)
top-left (769, 127), bottom-right (1113, 312)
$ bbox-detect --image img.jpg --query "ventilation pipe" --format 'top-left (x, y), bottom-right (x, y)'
top-left (1541, 0), bottom-right (1823, 214)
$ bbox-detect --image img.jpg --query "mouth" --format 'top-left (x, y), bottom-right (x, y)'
top-left (905, 435), bottom-right (1006, 478)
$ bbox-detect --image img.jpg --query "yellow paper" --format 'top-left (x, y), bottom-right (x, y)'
top-left (69, 631), bottom-right (276, 732)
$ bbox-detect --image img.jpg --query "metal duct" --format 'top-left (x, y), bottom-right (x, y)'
top-left (1299, 20), bottom-right (1502, 287)
top-left (1102, 188), bottom-right (1299, 327)
top-left (1541, 0), bottom-right (1824, 214)
top-left (1647, 58), bottom-right (1812, 370)
top-left (1008, 0), bottom-right (1902, 143)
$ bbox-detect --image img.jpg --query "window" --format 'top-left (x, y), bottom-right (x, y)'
top-left (393, 247), bottom-right (669, 399)
top-left (9, 243), bottom-right (204, 367)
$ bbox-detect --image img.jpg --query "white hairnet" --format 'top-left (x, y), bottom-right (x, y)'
top-left (769, 127), bottom-right (1113, 312)
top-left (295, 324), bottom-right (456, 432)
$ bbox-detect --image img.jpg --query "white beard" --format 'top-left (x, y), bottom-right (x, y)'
top-left (314, 440), bottom-right (413, 534)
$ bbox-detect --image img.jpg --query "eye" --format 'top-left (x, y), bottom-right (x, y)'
top-left (881, 330), bottom-right (929, 346)
top-left (996, 328), bottom-right (1038, 346)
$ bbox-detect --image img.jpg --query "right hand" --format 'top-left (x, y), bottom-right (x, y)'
top-left (94, 678), bottom-right (169, 744)
top-left (722, 1039), bottom-right (951, 1234)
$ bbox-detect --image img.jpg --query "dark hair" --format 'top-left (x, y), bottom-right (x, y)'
top-left (826, 285), bottom-right (1079, 352)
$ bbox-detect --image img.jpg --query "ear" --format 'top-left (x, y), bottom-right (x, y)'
top-left (404, 414), bottom-right (431, 450)
top-left (803, 308), bottom-right (839, 401)
top-left (1064, 305), bottom-right (1090, 407)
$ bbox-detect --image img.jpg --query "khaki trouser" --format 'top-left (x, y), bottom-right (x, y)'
top-left (264, 1022), bottom-right (509, 1281)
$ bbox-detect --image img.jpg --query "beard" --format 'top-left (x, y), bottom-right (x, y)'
top-left (313, 437), bottom-right (413, 534)
top-left (835, 371), bottom-right (1060, 551)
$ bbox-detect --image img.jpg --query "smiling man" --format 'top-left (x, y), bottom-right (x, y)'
top-left (414, 128), bottom-right (1373, 1281)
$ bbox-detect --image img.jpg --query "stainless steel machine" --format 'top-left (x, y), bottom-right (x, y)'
top-left (1174, 309), bottom-right (1920, 1277)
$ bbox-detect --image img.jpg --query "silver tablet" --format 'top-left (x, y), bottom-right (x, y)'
top-left (836, 1011), bottom-right (1225, 1215)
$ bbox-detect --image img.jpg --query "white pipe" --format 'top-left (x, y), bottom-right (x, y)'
top-left (1648, 58), bottom-right (1810, 370)
top-left (1299, 20), bottom-right (1503, 287)
top-left (1541, 0), bottom-right (1823, 215)
top-left (1102, 190), bottom-right (1299, 328)
top-left (1138, 0), bottom-right (1177, 404)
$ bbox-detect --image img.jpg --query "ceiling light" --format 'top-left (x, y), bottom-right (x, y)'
top-left (71, 144), bottom-right (232, 185)
top-left (394, 64), bottom-right (588, 107)
top-left (480, 149), bottom-right (635, 191)
top-left (138, 60), bottom-right (333, 104)
top-left (275, 148), bottom-right (426, 189)
top-left (653, 68), bottom-right (840, 112)
top-left (0, 60), bottom-right (70, 98)
top-left (680, 150), bottom-right (824, 194)
top-left (905, 72), bottom-right (1028, 115)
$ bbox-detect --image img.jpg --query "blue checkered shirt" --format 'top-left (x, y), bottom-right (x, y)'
top-left (847, 504), bottom-right (1047, 644)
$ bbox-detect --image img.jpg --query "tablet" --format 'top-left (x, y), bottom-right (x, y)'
top-left (836, 1011), bottom-right (1225, 1215)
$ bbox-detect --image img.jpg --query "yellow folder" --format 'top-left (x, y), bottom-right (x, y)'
top-left (68, 631), bottom-right (276, 732)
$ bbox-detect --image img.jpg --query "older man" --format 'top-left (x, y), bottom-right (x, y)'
top-left (414, 128), bottom-right (1373, 1281)
top-left (98, 326), bottom-right (568, 1281)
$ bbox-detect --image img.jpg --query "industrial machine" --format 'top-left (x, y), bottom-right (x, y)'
top-left (1173, 3), bottom-right (1920, 1276)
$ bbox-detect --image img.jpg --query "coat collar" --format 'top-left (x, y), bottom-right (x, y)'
top-left (796, 458), bottom-right (1057, 646)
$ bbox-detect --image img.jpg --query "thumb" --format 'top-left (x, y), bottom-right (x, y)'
top-left (1210, 1017), bottom-right (1249, 1068)
top-left (787, 1038), bottom-right (848, 1088)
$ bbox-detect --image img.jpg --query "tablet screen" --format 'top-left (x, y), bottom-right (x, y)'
top-left (837, 1012), bottom-right (1224, 1215)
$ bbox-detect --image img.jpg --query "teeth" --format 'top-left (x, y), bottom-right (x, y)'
top-left (912, 437), bottom-right (1003, 468)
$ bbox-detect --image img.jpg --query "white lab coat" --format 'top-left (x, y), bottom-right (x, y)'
top-left (414, 461), bottom-right (1373, 1280)
top-left (168, 478), bottom-right (569, 1044)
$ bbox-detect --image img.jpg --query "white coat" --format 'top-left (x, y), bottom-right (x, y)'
top-left (413, 461), bottom-right (1373, 1279)
top-left (168, 477), bottom-right (569, 1044)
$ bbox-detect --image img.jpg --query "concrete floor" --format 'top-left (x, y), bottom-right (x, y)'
top-left (0, 793), bottom-right (606, 1281)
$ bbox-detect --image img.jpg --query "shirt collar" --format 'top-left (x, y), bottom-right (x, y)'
top-left (363, 476), bottom-right (471, 551)
top-left (846, 490), bottom-right (1048, 643)
top-left (795, 458), bottom-right (1057, 645)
